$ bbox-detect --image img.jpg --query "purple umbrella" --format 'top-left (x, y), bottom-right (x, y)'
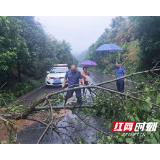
top-left (81, 60), bottom-right (98, 66)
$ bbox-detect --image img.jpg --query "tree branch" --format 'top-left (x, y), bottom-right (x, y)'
top-left (97, 67), bottom-right (160, 86)
top-left (34, 105), bottom-right (94, 111)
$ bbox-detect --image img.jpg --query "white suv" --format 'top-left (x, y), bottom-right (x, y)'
top-left (45, 64), bottom-right (68, 87)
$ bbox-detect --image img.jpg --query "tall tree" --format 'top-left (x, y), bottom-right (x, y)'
top-left (130, 16), bottom-right (160, 69)
top-left (0, 16), bottom-right (78, 86)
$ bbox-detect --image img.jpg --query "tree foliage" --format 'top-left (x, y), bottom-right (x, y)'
top-left (0, 16), bottom-right (78, 85)
top-left (86, 16), bottom-right (160, 73)
top-left (129, 16), bottom-right (160, 69)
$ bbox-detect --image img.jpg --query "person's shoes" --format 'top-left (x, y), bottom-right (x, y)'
top-left (78, 103), bottom-right (83, 111)
top-left (73, 103), bottom-right (82, 111)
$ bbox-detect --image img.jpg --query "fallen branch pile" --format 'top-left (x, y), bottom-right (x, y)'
top-left (0, 67), bottom-right (160, 144)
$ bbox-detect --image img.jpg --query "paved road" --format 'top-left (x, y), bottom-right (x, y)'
top-left (17, 84), bottom-right (60, 106)
top-left (17, 68), bottom-right (135, 144)
top-left (17, 67), bottom-right (126, 106)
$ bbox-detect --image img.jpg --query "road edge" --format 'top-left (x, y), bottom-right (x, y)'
top-left (16, 83), bottom-right (45, 104)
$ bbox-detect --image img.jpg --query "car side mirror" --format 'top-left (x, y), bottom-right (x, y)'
top-left (47, 71), bottom-right (50, 74)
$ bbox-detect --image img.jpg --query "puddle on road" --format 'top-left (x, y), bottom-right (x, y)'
top-left (17, 111), bottom-right (110, 144)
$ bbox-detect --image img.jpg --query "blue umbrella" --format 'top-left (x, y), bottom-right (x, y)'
top-left (95, 44), bottom-right (123, 61)
top-left (96, 44), bottom-right (123, 52)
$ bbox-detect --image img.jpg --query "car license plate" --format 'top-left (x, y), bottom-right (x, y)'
top-left (54, 79), bottom-right (60, 83)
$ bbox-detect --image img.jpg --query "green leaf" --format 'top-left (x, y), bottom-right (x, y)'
top-left (144, 136), bottom-right (150, 143)
top-left (151, 137), bottom-right (157, 144)
top-left (145, 87), bottom-right (149, 92)
top-left (135, 116), bottom-right (140, 122)
top-left (97, 131), bottom-right (101, 138)
top-left (150, 133), bottom-right (154, 139)
top-left (145, 98), bottom-right (152, 108)
top-left (126, 138), bottom-right (133, 144)
top-left (144, 105), bottom-right (151, 112)
top-left (157, 108), bottom-right (160, 114)
top-left (89, 136), bottom-right (93, 140)
top-left (156, 93), bottom-right (160, 105)
top-left (107, 136), bottom-right (111, 140)
top-left (157, 120), bottom-right (160, 126)
top-left (128, 115), bottom-right (135, 121)
top-left (154, 132), bottom-right (159, 140)
top-left (101, 107), bottom-right (105, 114)
top-left (83, 109), bottom-right (87, 115)
top-left (109, 121), bottom-right (114, 130)
top-left (147, 131), bottom-right (152, 135)
top-left (79, 139), bottom-right (84, 144)
top-left (117, 138), bottom-right (123, 143)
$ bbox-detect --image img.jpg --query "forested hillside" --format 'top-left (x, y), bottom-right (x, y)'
top-left (86, 16), bottom-right (160, 74)
top-left (76, 49), bottom-right (88, 63)
top-left (0, 16), bottom-right (78, 86)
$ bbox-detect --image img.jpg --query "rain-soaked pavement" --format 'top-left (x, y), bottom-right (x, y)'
top-left (17, 67), bottom-right (135, 144)
top-left (17, 111), bottom-right (110, 144)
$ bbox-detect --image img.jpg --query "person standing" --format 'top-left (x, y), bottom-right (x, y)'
top-left (81, 67), bottom-right (90, 95)
top-left (107, 61), bottom-right (127, 92)
top-left (62, 65), bottom-right (84, 106)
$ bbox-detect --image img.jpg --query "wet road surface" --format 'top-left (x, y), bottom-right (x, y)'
top-left (17, 111), bottom-right (110, 144)
top-left (17, 68), bottom-right (135, 144)
top-left (17, 67), bottom-right (134, 106)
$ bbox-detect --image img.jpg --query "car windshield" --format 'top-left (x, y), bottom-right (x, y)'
top-left (50, 67), bottom-right (68, 73)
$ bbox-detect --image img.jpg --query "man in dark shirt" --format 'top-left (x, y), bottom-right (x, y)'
top-left (62, 65), bottom-right (84, 105)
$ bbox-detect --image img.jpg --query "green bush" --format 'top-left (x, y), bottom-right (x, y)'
top-left (0, 78), bottom-right (44, 106)
top-left (82, 76), bottom-right (160, 144)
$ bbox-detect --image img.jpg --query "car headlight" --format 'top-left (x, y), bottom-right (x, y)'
top-left (47, 76), bottom-right (50, 80)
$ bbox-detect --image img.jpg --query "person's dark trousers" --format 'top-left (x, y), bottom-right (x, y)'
top-left (116, 80), bottom-right (124, 92)
top-left (65, 85), bottom-right (82, 105)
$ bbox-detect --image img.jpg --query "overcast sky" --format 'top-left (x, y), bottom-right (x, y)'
top-left (36, 16), bottom-right (114, 55)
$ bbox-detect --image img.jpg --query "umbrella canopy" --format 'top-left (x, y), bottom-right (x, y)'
top-left (95, 44), bottom-right (123, 52)
top-left (80, 60), bottom-right (98, 66)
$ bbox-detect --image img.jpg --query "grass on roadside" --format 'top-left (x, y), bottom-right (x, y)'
top-left (0, 78), bottom-right (44, 107)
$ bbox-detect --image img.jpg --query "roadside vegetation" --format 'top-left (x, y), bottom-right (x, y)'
top-left (0, 78), bottom-right (44, 106)
top-left (1, 16), bottom-right (160, 144)
top-left (0, 16), bottom-right (78, 105)
top-left (86, 16), bottom-right (160, 75)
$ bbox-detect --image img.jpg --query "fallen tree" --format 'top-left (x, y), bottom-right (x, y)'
top-left (1, 66), bottom-right (160, 144)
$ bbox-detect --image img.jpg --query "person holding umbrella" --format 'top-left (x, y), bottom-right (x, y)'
top-left (81, 67), bottom-right (90, 95)
top-left (95, 44), bottom-right (125, 92)
top-left (107, 61), bottom-right (127, 92)
top-left (80, 60), bottom-right (97, 95)
top-left (81, 67), bottom-right (89, 84)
